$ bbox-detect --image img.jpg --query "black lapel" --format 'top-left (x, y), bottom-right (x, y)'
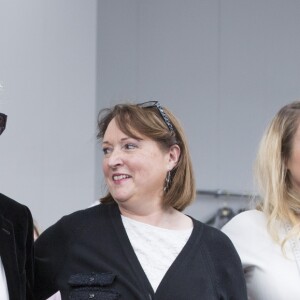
top-left (0, 215), bottom-right (21, 300)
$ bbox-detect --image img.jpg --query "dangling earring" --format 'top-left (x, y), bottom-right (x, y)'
top-left (164, 171), bottom-right (171, 192)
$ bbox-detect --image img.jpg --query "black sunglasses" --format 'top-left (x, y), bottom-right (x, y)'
top-left (138, 101), bottom-right (174, 132)
top-left (0, 113), bottom-right (7, 135)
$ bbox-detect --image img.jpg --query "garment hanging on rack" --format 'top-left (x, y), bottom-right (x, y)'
top-left (205, 206), bottom-right (235, 229)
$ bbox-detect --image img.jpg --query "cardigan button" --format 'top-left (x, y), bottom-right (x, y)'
top-left (89, 293), bottom-right (95, 299)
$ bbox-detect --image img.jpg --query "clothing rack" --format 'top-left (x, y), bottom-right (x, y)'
top-left (196, 189), bottom-right (259, 199)
top-left (196, 189), bottom-right (258, 228)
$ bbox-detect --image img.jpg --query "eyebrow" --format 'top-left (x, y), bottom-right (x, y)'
top-left (102, 137), bottom-right (143, 145)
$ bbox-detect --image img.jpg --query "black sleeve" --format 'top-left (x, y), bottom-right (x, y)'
top-left (34, 216), bottom-right (69, 299)
top-left (205, 226), bottom-right (248, 300)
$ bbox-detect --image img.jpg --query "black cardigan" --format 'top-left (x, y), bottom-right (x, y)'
top-left (0, 193), bottom-right (34, 300)
top-left (34, 203), bottom-right (247, 300)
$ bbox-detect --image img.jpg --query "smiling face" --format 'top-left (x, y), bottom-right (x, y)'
top-left (102, 118), bottom-right (178, 212)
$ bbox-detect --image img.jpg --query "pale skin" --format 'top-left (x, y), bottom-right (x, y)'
top-left (102, 118), bottom-right (193, 230)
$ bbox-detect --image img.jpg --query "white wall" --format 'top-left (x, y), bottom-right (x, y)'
top-left (96, 0), bottom-right (300, 220)
top-left (0, 0), bottom-right (97, 230)
top-left (2, 1), bottom-right (300, 228)
top-left (96, 0), bottom-right (300, 192)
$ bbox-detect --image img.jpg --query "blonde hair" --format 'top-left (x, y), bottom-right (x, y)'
top-left (97, 102), bottom-right (196, 211)
top-left (255, 101), bottom-right (300, 250)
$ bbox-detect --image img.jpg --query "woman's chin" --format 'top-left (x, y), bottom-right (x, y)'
top-left (112, 196), bottom-right (129, 203)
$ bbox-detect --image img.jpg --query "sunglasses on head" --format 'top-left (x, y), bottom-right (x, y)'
top-left (0, 113), bottom-right (7, 135)
top-left (137, 101), bottom-right (174, 133)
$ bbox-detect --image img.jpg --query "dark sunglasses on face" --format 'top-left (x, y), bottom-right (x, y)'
top-left (0, 113), bottom-right (7, 135)
top-left (137, 101), bottom-right (174, 133)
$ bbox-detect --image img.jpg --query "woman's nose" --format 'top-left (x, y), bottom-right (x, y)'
top-left (107, 149), bottom-right (123, 168)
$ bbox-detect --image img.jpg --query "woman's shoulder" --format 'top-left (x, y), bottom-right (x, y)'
top-left (192, 219), bottom-right (246, 272)
top-left (58, 202), bottom-right (114, 226)
top-left (192, 218), bottom-right (237, 250)
top-left (36, 203), bottom-right (117, 247)
top-left (222, 209), bottom-right (266, 232)
top-left (221, 209), bottom-right (270, 249)
top-left (43, 203), bottom-right (116, 237)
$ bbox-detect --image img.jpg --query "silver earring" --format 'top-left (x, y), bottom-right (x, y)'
top-left (164, 171), bottom-right (171, 192)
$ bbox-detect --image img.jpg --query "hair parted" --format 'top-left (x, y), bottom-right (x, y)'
top-left (97, 101), bottom-right (196, 211)
top-left (254, 100), bottom-right (300, 250)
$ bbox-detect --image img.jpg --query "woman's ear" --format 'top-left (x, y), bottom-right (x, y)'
top-left (168, 144), bottom-right (181, 170)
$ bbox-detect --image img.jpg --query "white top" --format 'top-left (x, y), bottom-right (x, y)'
top-left (47, 291), bottom-right (62, 300)
top-left (222, 210), bottom-right (300, 300)
top-left (0, 257), bottom-right (9, 300)
top-left (121, 215), bottom-right (192, 292)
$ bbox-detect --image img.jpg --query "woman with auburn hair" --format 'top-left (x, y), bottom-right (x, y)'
top-left (222, 101), bottom-right (300, 300)
top-left (34, 101), bottom-right (247, 299)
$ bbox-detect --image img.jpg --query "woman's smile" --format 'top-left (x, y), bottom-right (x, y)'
top-left (102, 118), bottom-right (170, 206)
top-left (112, 173), bottom-right (132, 182)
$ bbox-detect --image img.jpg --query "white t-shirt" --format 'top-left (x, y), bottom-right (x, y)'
top-left (222, 210), bottom-right (300, 300)
top-left (121, 215), bottom-right (192, 292)
top-left (0, 257), bottom-right (9, 300)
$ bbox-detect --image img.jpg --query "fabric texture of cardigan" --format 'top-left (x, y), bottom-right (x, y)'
top-left (34, 203), bottom-right (247, 300)
top-left (0, 193), bottom-right (34, 300)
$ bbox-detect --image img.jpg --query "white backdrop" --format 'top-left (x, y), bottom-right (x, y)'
top-left (1, 0), bottom-right (300, 229)
top-left (0, 0), bottom-right (97, 230)
top-left (96, 0), bottom-right (300, 195)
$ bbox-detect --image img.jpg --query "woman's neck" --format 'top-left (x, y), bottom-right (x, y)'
top-left (119, 205), bottom-right (193, 230)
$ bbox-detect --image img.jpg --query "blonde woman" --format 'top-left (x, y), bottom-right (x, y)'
top-left (222, 101), bottom-right (300, 299)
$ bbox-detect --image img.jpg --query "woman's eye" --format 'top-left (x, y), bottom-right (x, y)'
top-left (102, 147), bottom-right (112, 155)
top-left (124, 143), bottom-right (137, 150)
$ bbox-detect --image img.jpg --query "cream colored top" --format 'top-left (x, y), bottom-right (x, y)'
top-left (121, 215), bottom-right (192, 292)
top-left (222, 210), bottom-right (300, 300)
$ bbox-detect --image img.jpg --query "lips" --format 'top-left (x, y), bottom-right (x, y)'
top-left (112, 174), bottom-right (131, 181)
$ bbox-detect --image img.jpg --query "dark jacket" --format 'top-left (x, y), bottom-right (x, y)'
top-left (34, 203), bottom-right (247, 299)
top-left (0, 193), bottom-right (34, 300)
